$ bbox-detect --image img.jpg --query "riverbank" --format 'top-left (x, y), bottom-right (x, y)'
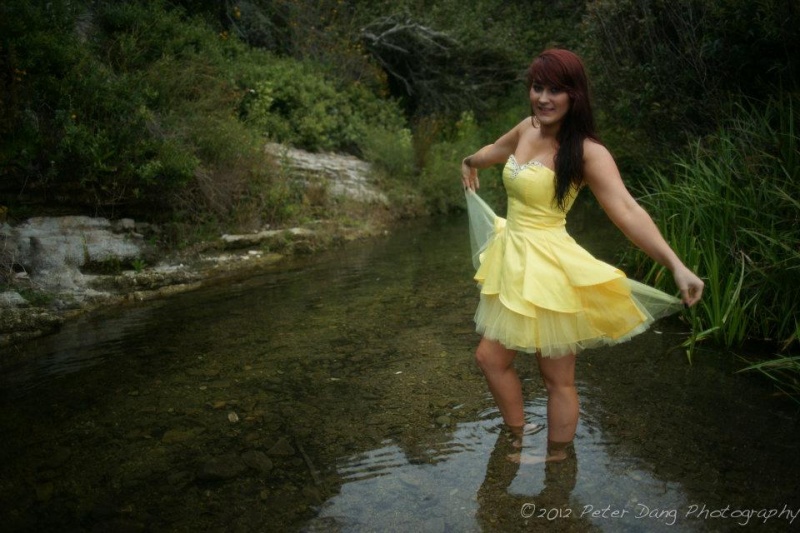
top-left (0, 145), bottom-right (422, 351)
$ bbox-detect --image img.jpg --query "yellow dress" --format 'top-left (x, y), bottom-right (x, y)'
top-left (468, 155), bottom-right (681, 358)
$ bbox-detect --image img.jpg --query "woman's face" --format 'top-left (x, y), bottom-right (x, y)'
top-left (530, 82), bottom-right (571, 128)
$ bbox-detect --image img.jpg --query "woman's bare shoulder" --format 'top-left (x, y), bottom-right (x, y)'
top-left (512, 117), bottom-right (540, 143)
top-left (582, 138), bottom-right (623, 187)
top-left (517, 116), bottom-right (535, 128)
top-left (492, 117), bottom-right (533, 151)
top-left (582, 138), bottom-right (613, 162)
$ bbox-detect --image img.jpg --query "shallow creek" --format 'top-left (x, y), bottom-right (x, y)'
top-left (1, 199), bottom-right (798, 532)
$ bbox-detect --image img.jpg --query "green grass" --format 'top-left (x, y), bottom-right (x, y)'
top-left (627, 95), bottom-right (800, 395)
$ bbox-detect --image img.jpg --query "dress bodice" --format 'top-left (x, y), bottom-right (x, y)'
top-left (502, 155), bottom-right (578, 230)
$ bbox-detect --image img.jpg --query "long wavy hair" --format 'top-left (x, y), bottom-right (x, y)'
top-left (526, 49), bottom-right (600, 210)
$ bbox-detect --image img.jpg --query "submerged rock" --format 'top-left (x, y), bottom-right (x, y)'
top-left (166, 470), bottom-right (195, 488)
top-left (435, 415), bottom-right (451, 426)
top-left (161, 429), bottom-right (195, 444)
top-left (35, 482), bottom-right (54, 502)
top-left (0, 308), bottom-right (63, 346)
top-left (267, 437), bottom-right (296, 456)
top-left (241, 450), bottom-right (274, 473)
top-left (197, 454), bottom-right (247, 480)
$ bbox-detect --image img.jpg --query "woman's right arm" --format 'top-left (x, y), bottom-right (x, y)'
top-left (461, 120), bottom-right (524, 190)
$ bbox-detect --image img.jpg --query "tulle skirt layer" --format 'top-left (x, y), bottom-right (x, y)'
top-left (474, 278), bottom-right (681, 358)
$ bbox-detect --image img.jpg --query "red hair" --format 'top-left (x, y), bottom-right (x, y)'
top-left (526, 49), bottom-right (600, 210)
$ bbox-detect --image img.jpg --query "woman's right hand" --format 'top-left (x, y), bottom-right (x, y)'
top-left (462, 157), bottom-right (479, 191)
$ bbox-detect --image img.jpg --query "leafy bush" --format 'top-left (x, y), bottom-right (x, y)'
top-left (240, 56), bottom-right (406, 153)
top-left (358, 126), bottom-right (415, 182)
top-left (414, 112), bottom-right (489, 214)
top-left (1, 0), bottom-right (241, 216)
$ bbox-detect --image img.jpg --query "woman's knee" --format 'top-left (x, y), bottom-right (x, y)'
top-left (542, 380), bottom-right (577, 398)
top-left (537, 354), bottom-right (576, 392)
top-left (475, 339), bottom-right (514, 373)
top-left (474, 344), bottom-right (496, 372)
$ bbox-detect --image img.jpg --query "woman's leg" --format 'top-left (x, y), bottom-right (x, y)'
top-left (475, 337), bottom-right (524, 428)
top-left (536, 353), bottom-right (578, 458)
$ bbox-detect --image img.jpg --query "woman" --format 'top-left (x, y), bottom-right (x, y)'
top-left (461, 49), bottom-right (704, 461)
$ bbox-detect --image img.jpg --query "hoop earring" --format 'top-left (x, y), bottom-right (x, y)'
top-left (530, 104), bottom-right (540, 127)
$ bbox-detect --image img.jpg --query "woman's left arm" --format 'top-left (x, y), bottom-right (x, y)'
top-left (583, 141), bottom-right (704, 306)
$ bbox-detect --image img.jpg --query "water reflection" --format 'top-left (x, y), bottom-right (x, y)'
top-left (475, 428), bottom-right (584, 532)
top-left (310, 381), bottom-right (702, 533)
top-left (1, 200), bottom-right (798, 532)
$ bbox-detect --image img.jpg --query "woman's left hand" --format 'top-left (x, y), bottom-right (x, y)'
top-left (672, 266), bottom-right (704, 307)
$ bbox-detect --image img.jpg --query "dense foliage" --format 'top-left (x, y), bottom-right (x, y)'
top-left (583, 0), bottom-right (800, 161)
top-left (0, 0), bottom-right (409, 232)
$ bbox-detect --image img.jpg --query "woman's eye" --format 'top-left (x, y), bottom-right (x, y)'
top-left (532, 84), bottom-right (563, 95)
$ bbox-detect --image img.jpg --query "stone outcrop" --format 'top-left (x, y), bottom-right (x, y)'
top-left (265, 143), bottom-right (388, 204)
top-left (2, 217), bottom-right (149, 292)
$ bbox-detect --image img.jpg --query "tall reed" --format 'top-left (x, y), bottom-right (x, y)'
top-left (627, 96), bottom-right (800, 391)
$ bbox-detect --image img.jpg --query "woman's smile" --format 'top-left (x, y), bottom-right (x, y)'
top-left (530, 83), bottom-right (570, 127)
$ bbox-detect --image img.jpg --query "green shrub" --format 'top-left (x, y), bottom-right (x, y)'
top-left (1, 0), bottom-right (234, 214)
top-left (414, 111), bottom-right (490, 214)
top-left (358, 126), bottom-right (415, 182)
top-left (0, 1), bottom-right (287, 229)
top-left (240, 56), bottom-right (406, 153)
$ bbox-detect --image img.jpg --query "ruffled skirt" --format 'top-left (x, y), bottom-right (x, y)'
top-left (474, 279), bottom-right (681, 358)
top-left (466, 190), bottom-right (681, 358)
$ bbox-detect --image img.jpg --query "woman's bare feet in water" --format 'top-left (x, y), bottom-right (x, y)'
top-left (506, 423), bottom-right (545, 448)
top-left (545, 440), bottom-right (572, 462)
top-left (507, 438), bottom-right (573, 464)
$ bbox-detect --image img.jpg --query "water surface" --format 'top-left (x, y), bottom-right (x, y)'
top-left (1, 199), bottom-right (798, 532)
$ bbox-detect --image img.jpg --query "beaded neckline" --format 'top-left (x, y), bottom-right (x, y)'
top-left (507, 154), bottom-right (552, 179)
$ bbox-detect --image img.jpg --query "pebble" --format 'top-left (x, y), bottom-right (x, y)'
top-left (44, 447), bottom-right (72, 469)
top-left (167, 471), bottom-right (194, 488)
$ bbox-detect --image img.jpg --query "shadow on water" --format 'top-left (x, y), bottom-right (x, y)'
top-left (1, 197), bottom-right (798, 532)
